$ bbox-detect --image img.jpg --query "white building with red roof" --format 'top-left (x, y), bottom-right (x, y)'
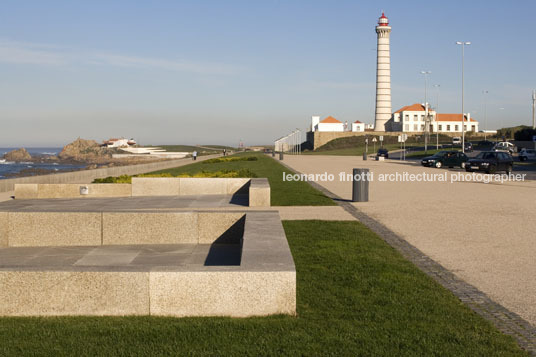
top-left (102, 138), bottom-right (137, 148)
top-left (311, 116), bottom-right (345, 132)
top-left (352, 120), bottom-right (365, 132)
top-left (388, 103), bottom-right (478, 133)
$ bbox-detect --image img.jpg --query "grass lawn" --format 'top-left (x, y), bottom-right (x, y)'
top-left (150, 152), bottom-right (336, 206)
top-left (303, 143), bottom-right (408, 156)
top-left (154, 145), bottom-right (220, 155)
top-left (0, 221), bottom-right (525, 356)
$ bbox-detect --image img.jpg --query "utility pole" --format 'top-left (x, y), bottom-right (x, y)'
top-left (483, 90), bottom-right (489, 140)
top-left (456, 41), bottom-right (471, 153)
top-left (421, 71), bottom-right (431, 153)
top-left (434, 84), bottom-right (440, 149)
top-left (532, 90), bottom-right (536, 129)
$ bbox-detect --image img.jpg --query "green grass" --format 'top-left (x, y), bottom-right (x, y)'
top-left (150, 152), bottom-right (335, 206)
top-left (303, 143), bottom-right (406, 156)
top-left (0, 221), bottom-right (525, 356)
top-left (151, 145), bottom-right (221, 155)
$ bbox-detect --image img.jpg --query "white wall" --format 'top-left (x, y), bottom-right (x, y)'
top-left (317, 123), bottom-right (344, 132)
top-left (311, 116), bottom-right (320, 132)
top-left (352, 123), bottom-right (365, 132)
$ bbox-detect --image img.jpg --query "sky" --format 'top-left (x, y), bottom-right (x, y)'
top-left (0, 0), bottom-right (535, 147)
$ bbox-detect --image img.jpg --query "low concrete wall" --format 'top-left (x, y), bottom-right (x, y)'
top-left (0, 211), bottom-right (296, 317)
top-left (1, 211), bottom-right (245, 247)
top-left (249, 178), bottom-right (270, 207)
top-left (15, 184), bottom-right (132, 199)
top-left (14, 177), bottom-right (271, 207)
top-left (0, 155), bottom-right (220, 193)
top-left (131, 177), bottom-right (250, 196)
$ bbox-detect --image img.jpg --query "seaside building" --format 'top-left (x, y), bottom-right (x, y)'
top-left (311, 116), bottom-right (345, 132)
top-left (102, 138), bottom-right (137, 148)
top-left (388, 103), bottom-right (478, 133)
top-left (351, 120), bottom-right (365, 132)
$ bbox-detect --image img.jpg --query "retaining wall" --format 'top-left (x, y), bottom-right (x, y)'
top-left (0, 211), bottom-right (245, 247)
top-left (0, 155), bottom-right (220, 193)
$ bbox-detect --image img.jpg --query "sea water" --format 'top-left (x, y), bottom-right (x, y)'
top-left (0, 148), bottom-right (85, 179)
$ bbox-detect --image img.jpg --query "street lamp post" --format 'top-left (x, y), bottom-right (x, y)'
top-left (421, 71), bottom-right (432, 152)
top-left (532, 90), bottom-right (536, 129)
top-left (456, 41), bottom-right (470, 153)
top-left (434, 84), bottom-right (440, 149)
top-left (483, 90), bottom-right (489, 140)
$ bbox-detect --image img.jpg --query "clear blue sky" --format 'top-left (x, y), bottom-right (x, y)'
top-left (0, 0), bottom-right (534, 146)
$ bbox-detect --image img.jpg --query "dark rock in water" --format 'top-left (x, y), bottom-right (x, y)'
top-left (3, 148), bottom-right (32, 161)
top-left (59, 138), bottom-right (116, 163)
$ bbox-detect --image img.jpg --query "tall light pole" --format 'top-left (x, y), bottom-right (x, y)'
top-left (421, 70), bottom-right (432, 152)
top-left (434, 84), bottom-right (440, 149)
top-left (532, 90), bottom-right (536, 129)
top-left (483, 90), bottom-right (489, 140)
top-left (456, 41), bottom-right (470, 153)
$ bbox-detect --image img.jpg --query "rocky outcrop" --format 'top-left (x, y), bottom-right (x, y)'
top-left (3, 148), bottom-right (32, 161)
top-left (59, 138), bottom-right (115, 163)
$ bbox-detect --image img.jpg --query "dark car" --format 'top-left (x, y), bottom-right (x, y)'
top-left (421, 150), bottom-right (468, 169)
top-left (464, 142), bottom-right (473, 152)
top-left (465, 151), bottom-right (513, 174)
top-left (377, 148), bottom-right (388, 159)
top-left (477, 140), bottom-right (495, 147)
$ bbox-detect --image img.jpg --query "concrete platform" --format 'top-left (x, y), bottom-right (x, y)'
top-left (0, 211), bottom-right (296, 317)
top-left (0, 194), bottom-right (248, 212)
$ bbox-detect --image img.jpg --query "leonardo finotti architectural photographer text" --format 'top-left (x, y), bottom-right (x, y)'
top-left (283, 171), bottom-right (526, 184)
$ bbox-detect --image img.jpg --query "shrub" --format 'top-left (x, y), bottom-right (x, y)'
top-left (202, 156), bottom-right (258, 164)
top-left (92, 170), bottom-right (256, 183)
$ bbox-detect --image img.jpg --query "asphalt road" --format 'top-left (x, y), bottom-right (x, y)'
top-left (387, 146), bottom-right (536, 180)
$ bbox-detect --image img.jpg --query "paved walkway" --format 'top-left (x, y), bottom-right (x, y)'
top-left (280, 155), bottom-right (536, 327)
top-left (0, 244), bottom-right (241, 271)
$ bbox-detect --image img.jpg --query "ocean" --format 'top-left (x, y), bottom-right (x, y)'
top-left (0, 147), bottom-right (85, 179)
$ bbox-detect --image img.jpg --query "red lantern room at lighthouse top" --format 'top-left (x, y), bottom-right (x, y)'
top-left (378, 13), bottom-right (389, 26)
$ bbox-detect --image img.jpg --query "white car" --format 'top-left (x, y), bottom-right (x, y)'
top-left (493, 141), bottom-right (516, 154)
top-left (519, 148), bottom-right (536, 161)
top-left (452, 137), bottom-right (461, 145)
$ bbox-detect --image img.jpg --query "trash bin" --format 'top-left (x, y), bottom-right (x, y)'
top-left (352, 168), bottom-right (369, 202)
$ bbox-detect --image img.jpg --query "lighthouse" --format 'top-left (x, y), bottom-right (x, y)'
top-left (374, 13), bottom-right (392, 132)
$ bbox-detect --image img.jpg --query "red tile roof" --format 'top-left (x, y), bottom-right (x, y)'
top-left (354, 120), bottom-right (362, 124)
top-left (394, 103), bottom-right (425, 113)
top-left (436, 114), bottom-right (477, 122)
top-left (320, 116), bottom-right (342, 124)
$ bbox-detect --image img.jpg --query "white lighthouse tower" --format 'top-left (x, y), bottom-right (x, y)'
top-left (374, 12), bottom-right (392, 132)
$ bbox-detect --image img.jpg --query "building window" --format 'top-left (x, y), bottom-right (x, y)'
top-left (404, 124), bottom-right (409, 131)
top-left (438, 125), bottom-right (442, 131)
top-left (414, 115), bottom-right (418, 121)
top-left (455, 125), bottom-right (459, 131)
top-left (472, 125), bottom-right (476, 131)
top-left (413, 124), bottom-right (418, 131)
top-left (421, 125), bottom-right (425, 131)
top-left (447, 125), bottom-right (451, 131)
top-left (404, 115), bottom-right (409, 121)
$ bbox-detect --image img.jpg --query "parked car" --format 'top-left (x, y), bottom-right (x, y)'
top-left (519, 148), bottom-right (536, 161)
top-left (477, 140), bottom-right (495, 147)
top-left (492, 141), bottom-right (516, 154)
top-left (464, 142), bottom-right (473, 152)
top-left (452, 137), bottom-right (461, 145)
top-left (376, 148), bottom-right (389, 159)
top-left (421, 150), bottom-right (468, 168)
top-left (465, 151), bottom-right (513, 174)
